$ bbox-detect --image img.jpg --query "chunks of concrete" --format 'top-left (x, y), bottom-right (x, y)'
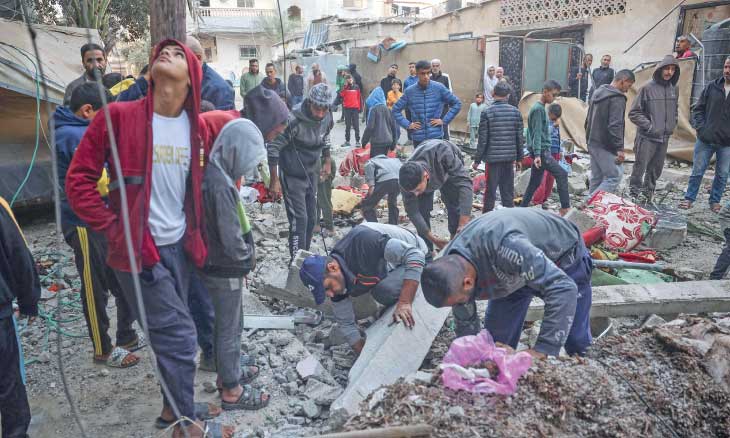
top-left (330, 289), bottom-right (450, 416)
top-left (304, 379), bottom-right (344, 406)
top-left (296, 355), bottom-right (327, 380)
top-left (515, 169), bottom-right (531, 196)
top-left (567, 174), bottom-right (587, 195)
top-left (564, 208), bottom-right (597, 234)
top-left (525, 280), bottom-right (730, 321)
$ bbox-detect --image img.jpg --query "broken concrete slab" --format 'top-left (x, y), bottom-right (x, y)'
top-left (244, 315), bottom-right (295, 330)
top-left (659, 168), bottom-right (713, 186)
top-left (330, 289), bottom-right (450, 416)
top-left (526, 280), bottom-right (730, 321)
top-left (296, 355), bottom-right (327, 380)
top-left (564, 208), bottom-right (597, 234)
top-left (567, 174), bottom-right (587, 195)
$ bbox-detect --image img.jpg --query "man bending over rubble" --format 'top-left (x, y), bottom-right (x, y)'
top-left (420, 209), bottom-right (594, 359)
top-left (299, 223), bottom-right (428, 354)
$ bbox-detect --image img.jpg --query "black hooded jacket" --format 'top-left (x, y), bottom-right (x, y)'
top-left (585, 84), bottom-right (627, 154)
top-left (629, 55), bottom-right (680, 143)
top-left (692, 76), bottom-right (730, 146)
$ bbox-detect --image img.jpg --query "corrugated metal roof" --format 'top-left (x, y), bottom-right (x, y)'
top-left (303, 20), bottom-right (330, 49)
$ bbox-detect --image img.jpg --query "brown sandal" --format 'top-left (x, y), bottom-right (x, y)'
top-left (711, 203), bottom-right (722, 213)
top-left (678, 199), bottom-right (693, 209)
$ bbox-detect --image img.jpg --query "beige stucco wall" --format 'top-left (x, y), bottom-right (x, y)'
top-left (350, 38), bottom-right (485, 133)
top-left (409, 1), bottom-right (501, 42)
top-left (584, 0), bottom-right (711, 71)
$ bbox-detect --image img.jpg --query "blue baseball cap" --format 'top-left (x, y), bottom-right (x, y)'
top-left (299, 255), bottom-right (327, 305)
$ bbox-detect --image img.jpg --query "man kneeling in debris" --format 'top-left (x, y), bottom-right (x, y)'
top-left (299, 223), bottom-right (428, 354)
top-left (420, 209), bottom-right (593, 358)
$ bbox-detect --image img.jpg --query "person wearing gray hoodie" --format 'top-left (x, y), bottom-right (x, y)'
top-left (628, 55), bottom-right (680, 202)
top-left (202, 119), bottom-right (270, 411)
top-left (585, 69), bottom-right (636, 197)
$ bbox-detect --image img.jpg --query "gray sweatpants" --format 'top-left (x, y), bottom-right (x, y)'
top-left (629, 136), bottom-right (668, 199)
top-left (588, 146), bottom-right (624, 197)
top-left (331, 265), bottom-right (408, 346)
top-left (200, 275), bottom-right (243, 390)
top-left (281, 170), bottom-right (318, 262)
top-left (115, 241), bottom-right (197, 420)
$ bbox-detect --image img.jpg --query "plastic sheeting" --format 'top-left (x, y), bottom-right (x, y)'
top-left (519, 58), bottom-right (698, 162)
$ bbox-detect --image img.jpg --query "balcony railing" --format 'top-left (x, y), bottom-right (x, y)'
top-left (197, 7), bottom-right (276, 18)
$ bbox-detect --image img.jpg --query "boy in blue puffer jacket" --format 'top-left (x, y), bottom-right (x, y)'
top-left (392, 60), bottom-right (462, 148)
top-left (54, 82), bottom-right (140, 368)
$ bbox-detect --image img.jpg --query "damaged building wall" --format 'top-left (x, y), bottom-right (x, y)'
top-left (349, 38), bottom-right (485, 134)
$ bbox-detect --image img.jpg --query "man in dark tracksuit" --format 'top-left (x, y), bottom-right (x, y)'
top-left (362, 154), bottom-right (402, 224)
top-left (299, 223), bottom-right (427, 353)
top-left (628, 55), bottom-right (680, 203)
top-left (0, 196), bottom-right (39, 437)
top-left (55, 83), bottom-right (139, 367)
top-left (421, 209), bottom-right (593, 358)
top-left (399, 139), bottom-right (473, 252)
top-left (268, 83), bottom-right (334, 261)
top-left (585, 70), bottom-right (635, 197)
top-left (472, 82), bottom-right (524, 212)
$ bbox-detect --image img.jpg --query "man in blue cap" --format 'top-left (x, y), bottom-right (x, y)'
top-left (299, 223), bottom-right (427, 354)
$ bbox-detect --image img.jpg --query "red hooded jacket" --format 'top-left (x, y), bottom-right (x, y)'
top-left (66, 40), bottom-right (211, 272)
top-left (340, 84), bottom-right (362, 111)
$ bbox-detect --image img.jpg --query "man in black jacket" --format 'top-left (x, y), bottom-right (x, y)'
top-left (299, 223), bottom-right (427, 353)
top-left (268, 83), bottom-right (334, 261)
top-left (681, 57), bottom-right (730, 211)
top-left (0, 197), bottom-right (39, 437)
top-left (431, 58), bottom-right (453, 139)
top-left (588, 54), bottom-right (614, 101)
top-left (399, 140), bottom-right (473, 252)
top-left (472, 82), bottom-right (524, 212)
top-left (380, 64), bottom-right (399, 94)
top-left (288, 65), bottom-right (305, 108)
top-left (585, 69), bottom-right (635, 197)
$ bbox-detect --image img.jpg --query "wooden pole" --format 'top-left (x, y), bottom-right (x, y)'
top-left (308, 424), bottom-right (433, 438)
top-left (150, 0), bottom-right (186, 45)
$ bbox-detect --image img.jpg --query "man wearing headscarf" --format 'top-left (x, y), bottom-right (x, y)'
top-left (483, 65), bottom-right (499, 106)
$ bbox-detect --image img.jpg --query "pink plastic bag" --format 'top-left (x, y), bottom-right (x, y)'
top-left (440, 330), bottom-right (532, 395)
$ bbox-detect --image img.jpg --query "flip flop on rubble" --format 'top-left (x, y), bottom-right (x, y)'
top-left (94, 347), bottom-right (139, 368)
top-left (221, 385), bottom-right (270, 411)
top-left (292, 308), bottom-right (323, 326)
top-left (678, 199), bottom-right (693, 209)
top-left (711, 203), bottom-right (722, 213)
top-left (216, 365), bottom-right (261, 394)
top-left (154, 402), bottom-right (221, 429)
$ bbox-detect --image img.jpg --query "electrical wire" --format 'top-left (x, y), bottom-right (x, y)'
top-left (15, 2), bottom-right (89, 437)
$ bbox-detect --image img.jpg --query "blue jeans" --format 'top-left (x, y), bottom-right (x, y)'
top-left (684, 139), bottom-right (730, 205)
top-left (484, 246), bottom-right (594, 356)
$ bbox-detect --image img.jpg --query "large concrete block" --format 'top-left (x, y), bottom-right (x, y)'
top-left (567, 174), bottom-right (587, 195)
top-left (330, 289), bottom-right (450, 416)
top-left (643, 207), bottom-right (687, 250)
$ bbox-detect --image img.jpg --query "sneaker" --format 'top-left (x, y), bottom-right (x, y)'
top-left (343, 141), bottom-right (351, 148)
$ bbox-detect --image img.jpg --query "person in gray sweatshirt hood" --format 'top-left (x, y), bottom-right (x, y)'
top-left (201, 118), bottom-right (271, 411)
top-left (420, 209), bottom-right (594, 358)
top-left (585, 69), bottom-right (635, 197)
top-left (628, 55), bottom-right (680, 202)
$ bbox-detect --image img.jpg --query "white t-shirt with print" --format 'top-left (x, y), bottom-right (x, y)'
top-left (148, 111), bottom-right (191, 246)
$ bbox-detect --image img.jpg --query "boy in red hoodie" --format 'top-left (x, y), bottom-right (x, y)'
top-left (66, 40), bottom-right (238, 438)
top-left (340, 74), bottom-right (362, 147)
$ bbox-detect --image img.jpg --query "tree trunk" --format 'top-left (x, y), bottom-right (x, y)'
top-left (150, 0), bottom-right (185, 45)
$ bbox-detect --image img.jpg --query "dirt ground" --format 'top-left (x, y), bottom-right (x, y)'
top-left (15, 118), bottom-right (730, 438)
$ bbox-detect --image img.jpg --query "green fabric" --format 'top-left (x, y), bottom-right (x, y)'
top-left (239, 72), bottom-right (264, 97)
top-left (614, 269), bottom-right (673, 284)
top-left (336, 74), bottom-right (346, 93)
top-left (526, 102), bottom-right (551, 155)
top-left (591, 269), bottom-right (629, 286)
top-left (236, 200), bottom-right (251, 234)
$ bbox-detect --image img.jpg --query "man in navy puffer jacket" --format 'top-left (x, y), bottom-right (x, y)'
top-left (393, 60), bottom-right (461, 147)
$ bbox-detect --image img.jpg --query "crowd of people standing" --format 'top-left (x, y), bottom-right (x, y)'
top-left (3, 31), bottom-right (730, 438)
